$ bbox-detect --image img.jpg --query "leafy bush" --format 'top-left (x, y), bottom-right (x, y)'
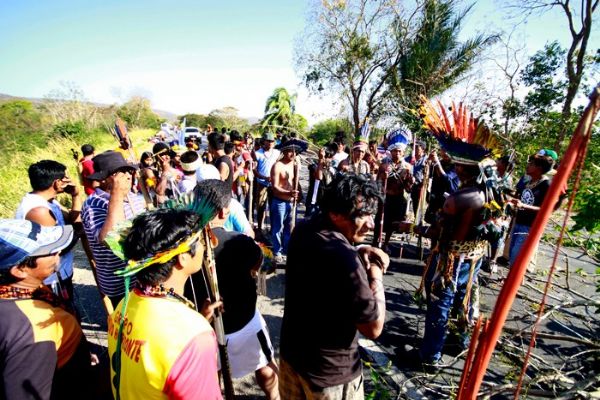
top-left (117, 97), bottom-right (164, 129)
top-left (52, 120), bottom-right (86, 138)
top-left (309, 118), bottom-right (353, 146)
top-left (0, 100), bottom-right (42, 135)
top-left (179, 113), bottom-right (207, 128)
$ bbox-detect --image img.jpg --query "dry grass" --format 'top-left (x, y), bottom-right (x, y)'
top-left (0, 129), bottom-right (155, 218)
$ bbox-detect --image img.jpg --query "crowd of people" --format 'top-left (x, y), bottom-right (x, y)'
top-left (0, 106), bottom-right (563, 399)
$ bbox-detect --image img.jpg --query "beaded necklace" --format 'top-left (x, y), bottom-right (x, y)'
top-left (137, 284), bottom-right (196, 310)
top-left (0, 284), bottom-right (72, 312)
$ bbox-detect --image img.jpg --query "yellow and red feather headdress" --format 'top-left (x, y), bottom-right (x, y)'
top-left (419, 96), bottom-right (503, 164)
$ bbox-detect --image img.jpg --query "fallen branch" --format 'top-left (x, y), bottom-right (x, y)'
top-left (503, 326), bottom-right (600, 348)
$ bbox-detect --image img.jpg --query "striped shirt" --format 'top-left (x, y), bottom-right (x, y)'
top-left (81, 189), bottom-right (146, 297)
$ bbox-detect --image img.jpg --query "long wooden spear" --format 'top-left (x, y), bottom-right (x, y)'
top-left (247, 159), bottom-right (254, 225)
top-left (290, 151), bottom-right (300, 232)
top-left (201, 226), bottom-right (235, 400)
top-left (415, 159), bottom-right (430, 260)
top-left (457, 84), bottom-right (600, 400)
top-left (374, 168), bottom-right (388, 248)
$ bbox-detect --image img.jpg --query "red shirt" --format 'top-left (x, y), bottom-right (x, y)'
top-left (80, 158), bottom-right (95, 195)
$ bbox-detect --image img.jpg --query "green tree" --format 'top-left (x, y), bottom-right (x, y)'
top-left (309, 118), bottom-right (353, 146)
top-left (520, 41), bottom-right (568, 117)
top-left (0, 100), bottom-right (42, 135)
top-left (290, 113), bottom-right (309, 136)
top-left (117, 96), bottom-right (163, 129)
top-left (296, 0), bottom-right (402, 137)
top-left (261, 87), bottom-right (308, 136)
top-left (207, 107), bottom-right (249, 131)
top-left (508, 0), bottom-right (599, 149)
top-left (386, 0), bottom-right (497, 131)
top-left (179, 113), bottom-right (207, 128)
top-left (262, 87), bottom-right (297, 132)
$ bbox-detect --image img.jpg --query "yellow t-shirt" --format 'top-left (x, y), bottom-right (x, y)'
top-left (108, 291), bottom-right (222, 400)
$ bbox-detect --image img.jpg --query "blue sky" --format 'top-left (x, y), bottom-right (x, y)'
top-left (0, 0), bottom-right (595, 123)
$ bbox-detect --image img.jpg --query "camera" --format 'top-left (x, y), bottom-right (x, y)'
top-left (63, 184), bottom-right (77, 195)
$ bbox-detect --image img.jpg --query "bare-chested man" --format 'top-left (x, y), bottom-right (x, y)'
top-left (270, 145), bottom-right (299, 263)
top-left (398, 161), bottom-right (489, 370)
top-left (374, 144), bottom-right (413, 249)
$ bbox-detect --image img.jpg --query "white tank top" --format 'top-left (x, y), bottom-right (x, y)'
top-left (15, 193), bottom-right (74, 283)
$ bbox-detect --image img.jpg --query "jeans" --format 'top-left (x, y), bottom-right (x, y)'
top-left (271, 197), bottom-right (293, 256)
top-left (509, 223), bottom-right (538, 271)
top-left (420, 254), bottom-right (482, 363)
top-left (509, 223), bottom-right (529, 265)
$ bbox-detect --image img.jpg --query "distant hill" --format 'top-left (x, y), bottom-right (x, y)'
top-left (0, 92), bottom-right (178, 121)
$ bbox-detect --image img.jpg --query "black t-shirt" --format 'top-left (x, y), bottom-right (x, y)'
top-left (515, 178), bottom-right (550, 226)
top-left (280, 215), bottom-right (379, 388)
top-left (0, 297), bottom-right (92, 400)
top-left (185, 227), bottom-right (261, 334)
top-left (213, 155), bottom-right (234, 188)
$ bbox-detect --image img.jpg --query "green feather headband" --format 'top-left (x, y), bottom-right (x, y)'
top-left (104, 192), bottom-right (217, 277)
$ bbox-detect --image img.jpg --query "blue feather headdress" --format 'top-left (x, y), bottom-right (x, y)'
top-left (386, 128), bottom-right (412, 151)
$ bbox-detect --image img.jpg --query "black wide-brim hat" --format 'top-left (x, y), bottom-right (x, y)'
top-left (87, 151), bottom-right (138, 181)
top-left (276, 138), bottom-right (309, 154)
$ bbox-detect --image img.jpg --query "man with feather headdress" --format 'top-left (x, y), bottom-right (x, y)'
top-left (397, 99), bottom-right (505, 369)
top-left (374, 128), bottom-right (414, 250)
top-left (338, 121), bottom-right (371, 175)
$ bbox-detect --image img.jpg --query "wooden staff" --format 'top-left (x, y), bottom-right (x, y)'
top-left (113, 119), bottom-right (154, 210)
top-left (416, 159), bottom-right (430, 260)
top-left (374, 168), bottom-right (388, 249)
top-left (457, 84), bottom-right (600, 400)
top-left (247, 159), bottom-right (254, 224)
top-left (290, 151), bottom-right (300, 231)
top-left (201, 226), bottom-right (235, 400)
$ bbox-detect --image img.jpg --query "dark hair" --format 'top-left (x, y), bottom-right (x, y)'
top-left (208, 132), bottom-right (226, 151)
top-left (123, 209), bottom-right (201, 287)
top-left (140, 151), bottom-right (153, 164)
top-left (28, 160), bottom-right (67, 191)
top-left (498, 155), bottom-right (515, 173)
top-left (224, 142), bottom-right (235, 155)
top-left (368, 140), bottom-right (377, 146)
top-left (180, 151), bottom-right (199, 164)
top-left (193, 179), bottom-right (231, 212)
top-left (531, 155), bottom-right (554, 174)
top-left (152, 142), bottom-right (170, 156)
top-left (221, 127), bottom-right (227, 134)
top-left (320, 173), bottom-right (382, 217)
top-left (0, 256), bottom-right (43, 285)
top-left (326, 142), bottom-right (338, 157)
top-left (230, 130), bottom-right (243, 143)
top-left (323, 144), bottom-right (335, 159)
top-left (81, 144), bottom-right (94, 156)
top-left (0, 269), bottom-right (17, 285)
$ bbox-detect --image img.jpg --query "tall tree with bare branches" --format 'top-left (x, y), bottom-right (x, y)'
top-left (296, 0), bottom-right (403, 137)
top-left (510, 0), bottom-right (599, 150)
